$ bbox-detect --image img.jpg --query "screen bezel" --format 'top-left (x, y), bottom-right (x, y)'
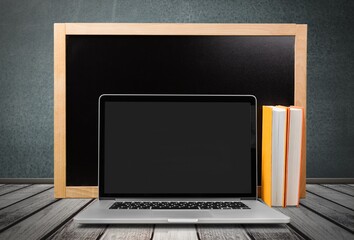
top-left (98, 94), bottom-right (257, 199)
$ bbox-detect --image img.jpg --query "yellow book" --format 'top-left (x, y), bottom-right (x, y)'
top-left (262, 106), bottom-right (273, 206)
top-left (262, 106), bottom-right (287, 207)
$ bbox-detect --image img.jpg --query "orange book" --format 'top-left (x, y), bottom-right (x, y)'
top-left (261, 106), bottom-right (273, 206)
top-left (285, 106), bottom-right (304, 207)
top-left (294, 106), bottom-right (306, 201)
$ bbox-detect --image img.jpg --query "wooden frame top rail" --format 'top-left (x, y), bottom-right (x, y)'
top-left (64, 23), bottom-right (298, 35)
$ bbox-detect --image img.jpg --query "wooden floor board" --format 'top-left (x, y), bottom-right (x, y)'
top-left (99, 225), bottom-right (153, 240)
top-left (300, 192), bottom-right (354, 233)
top-left (197, 224), bottom-right (304, 240)
top-left (153, 225), bottom-right (198, 240)
top-left (0, 185), bottom-right (29, 196)
top-left (0, 184), bottom-right (52, 209)
top-left (306, 184), bottom-right (354, 210)
top-left (0, 188), bottom-right (57, 232)
top-left (197, 225), bottom-right (250, 240)
top-left (322, 184), bottom-right (354, 197)
top-left (244, 224), bottom-right (304, 240)
top-left (300, 193), bottom-right (354, 232)
top-left (49, 219), bottom-right (106, 240)
top-left (0, 198), bottom-right (91, 240)
top-left (278, 206), bottom-right (353, 240)
top-left (286, 226), bottom-right (308, 240)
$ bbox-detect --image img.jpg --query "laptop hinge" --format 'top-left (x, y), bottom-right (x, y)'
top-left (240, 197), bottom-right (257, 200)
top-left (114, 198), bottom-right (243, 202)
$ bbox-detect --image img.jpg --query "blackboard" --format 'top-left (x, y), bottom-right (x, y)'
top-left (53, 23), bottom-right (307, 198)
top-left (66, 35), bottom-right (295, 186)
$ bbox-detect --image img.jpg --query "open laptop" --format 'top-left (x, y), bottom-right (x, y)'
top-left (74, 94), bottom-right (290, 224)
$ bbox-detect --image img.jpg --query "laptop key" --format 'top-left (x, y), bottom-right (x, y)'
top-left (109, 201), bottom-right (250, 210)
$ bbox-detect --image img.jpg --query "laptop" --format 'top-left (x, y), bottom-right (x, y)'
top-left (74, 94), bottom-right (290, 224)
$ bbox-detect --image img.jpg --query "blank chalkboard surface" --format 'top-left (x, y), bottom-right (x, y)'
top-left (66, 35), bottom-right (294, 186)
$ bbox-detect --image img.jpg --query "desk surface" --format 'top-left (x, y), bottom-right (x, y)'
top-left (0, 183), bottom-right (353, 239)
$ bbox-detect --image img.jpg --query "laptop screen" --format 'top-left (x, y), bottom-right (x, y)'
top-left (99, 95), bottom-right (256, 198)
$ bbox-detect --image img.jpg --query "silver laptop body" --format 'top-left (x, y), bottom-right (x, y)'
top-left (74, 94), bottom-right (290, 224)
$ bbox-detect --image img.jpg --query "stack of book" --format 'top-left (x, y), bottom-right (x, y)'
top-left (261, 106), bottom-right (304, 207)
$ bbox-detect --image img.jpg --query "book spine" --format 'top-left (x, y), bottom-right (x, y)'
top-left (261, 106), bottom-right (273, 207)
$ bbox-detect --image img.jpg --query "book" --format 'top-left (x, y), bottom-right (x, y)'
top-left (261, 106), bottom-right (287, 207)
top-left (271, 107), bottom-right (287, 206)
top-left (261, 106), bottom-right (273, 207)
top-left (285, 107), bottom-right (304, 206)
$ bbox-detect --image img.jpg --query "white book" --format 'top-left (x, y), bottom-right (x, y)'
top-left (286, 107), bottom-right (303, 206)
top-left (271, 107), bottom-right (287, 207)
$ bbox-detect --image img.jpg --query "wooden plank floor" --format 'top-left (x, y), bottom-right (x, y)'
top-left (0, 184), bottom-right (353, 240)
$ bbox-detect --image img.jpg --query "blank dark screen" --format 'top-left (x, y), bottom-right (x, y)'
top-left (103, 101), bottom-right (252, 194)
top-left (66, 35), bottom-right (294, 186)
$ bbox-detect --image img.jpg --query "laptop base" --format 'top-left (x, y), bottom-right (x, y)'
top-left (74, 199), bottom-right (290, 224)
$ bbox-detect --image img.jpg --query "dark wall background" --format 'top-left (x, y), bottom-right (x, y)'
top-left (0, 0), bottom-right (353, 179)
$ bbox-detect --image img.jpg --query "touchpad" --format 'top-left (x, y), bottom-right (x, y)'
top-left (151, 211), bottom-right (213, 218)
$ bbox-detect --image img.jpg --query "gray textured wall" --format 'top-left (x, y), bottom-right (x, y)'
top-left (0, 0), bottom-right (353, 178)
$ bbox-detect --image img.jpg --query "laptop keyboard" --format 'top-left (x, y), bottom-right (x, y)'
top-left (109, 201), bottom-right (250, 210)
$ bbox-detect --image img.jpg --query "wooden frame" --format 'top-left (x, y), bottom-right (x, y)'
top-left (54, 23), bottom-right (307, 198)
